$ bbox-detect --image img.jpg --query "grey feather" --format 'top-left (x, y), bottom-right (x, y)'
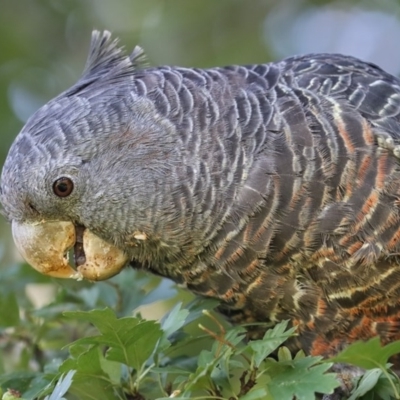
top-left (82, 30), bottom-right (131, 80)
top-left (130, 45), bottom-right (148, 70)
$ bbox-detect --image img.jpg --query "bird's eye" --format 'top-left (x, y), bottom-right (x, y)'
top-left (53, 177), bottom-right (74, 197)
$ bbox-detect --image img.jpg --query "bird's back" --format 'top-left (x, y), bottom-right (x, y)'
top-left (130, 53), bottom-right (400, 356)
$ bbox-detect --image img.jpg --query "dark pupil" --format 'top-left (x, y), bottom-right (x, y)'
top-left (53, 177), bottom-right (73, 197)
top-left (57, 182), bottom-right (69, 192)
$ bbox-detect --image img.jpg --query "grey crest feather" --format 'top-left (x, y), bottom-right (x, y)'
top-left (82, 30), bottom-right (131, 80)
top-left (62, 31), bottom-right (148, 97)
top-left (130, 45), bottom-right (148, 70)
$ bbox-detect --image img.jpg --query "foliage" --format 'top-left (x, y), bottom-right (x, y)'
top-left (1, 261), bottom-right (400, 400)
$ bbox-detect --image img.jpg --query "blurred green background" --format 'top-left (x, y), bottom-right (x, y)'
top-left (2, 0), bottom-right (400, 315)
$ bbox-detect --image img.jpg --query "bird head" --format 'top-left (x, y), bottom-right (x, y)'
top-left (0, 31), bottom-right (182, 281)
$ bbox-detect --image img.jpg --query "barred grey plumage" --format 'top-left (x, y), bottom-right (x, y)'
top-left (3, 31), bottom-right (400, 361)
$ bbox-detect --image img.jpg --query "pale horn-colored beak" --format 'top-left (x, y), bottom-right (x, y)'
top-left (11, 220), bottom-right (128, 281)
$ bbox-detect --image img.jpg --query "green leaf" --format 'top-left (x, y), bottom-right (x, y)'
top-left (239, 387), bottom-right (269, 400)
top-left (182, 349), bottom-right (221, 394)
top-left (277, 346), bottom-right (292, 362)
top-left (330, 338), bottom-right (400, 370)
top-left (151, 366), bottom-right (192, 375)
top-left (372, 373), bottom-right (400, 400)
top-left (64, 308), bottom-right (162, 371)
top-left (348, 368), bottom-right (382, 400)
top-left (0, 372), bottom-right (38, 396)
top-left (99, 359), bottom-right (122, 385)
top-left (197, 349), bottom-right (215, 368)
top-left (267, 357), bottom-right (339, 400)
top-left (59, 347), bottom-right (118, 400)
top-left (161, 302), bottom-right (189, 338)
top-left (22, 373), bottom-right (56, 399)
top-left (223, 325), bottom-right (248, 347)
top-left (156, 397), bottom-right (192, 400)
top-left (249, 320), bottom-right (296, 367)
top-left (156, 302), bottom-right (190, 353)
